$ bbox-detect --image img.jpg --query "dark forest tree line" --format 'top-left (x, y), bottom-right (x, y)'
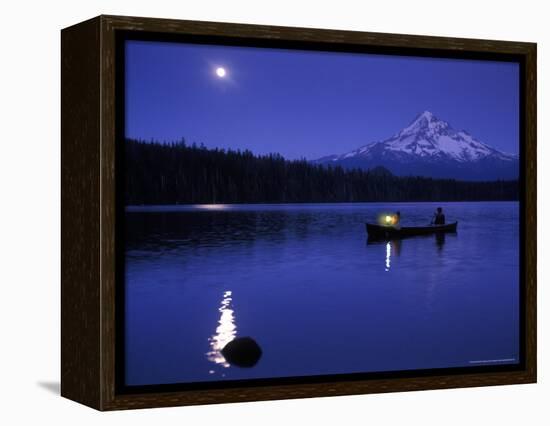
top-left (124, 139), bottom-right (519, 205)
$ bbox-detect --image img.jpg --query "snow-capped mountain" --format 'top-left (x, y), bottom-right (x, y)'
top-left (314, 111), bottom-right (519, 180)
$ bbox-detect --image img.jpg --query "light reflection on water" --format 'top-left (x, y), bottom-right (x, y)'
top-left (385, 242), bottom-right (391, 272)
top-left (196, 204), bottom-right (231, 211)
top-left (206, 290), bottom-right (237, 369)
top-left (124, 201), bottom-right (520, 386)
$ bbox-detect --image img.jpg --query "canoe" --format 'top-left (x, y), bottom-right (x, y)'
top-left (365, 221), bottom-right (458, 239)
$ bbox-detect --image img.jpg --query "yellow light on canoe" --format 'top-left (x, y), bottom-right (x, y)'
top-left (385, 215), bottom-right (392, 224)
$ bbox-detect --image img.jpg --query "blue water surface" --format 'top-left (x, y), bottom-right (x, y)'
top-left (124, 201), bottom-right (520, 386)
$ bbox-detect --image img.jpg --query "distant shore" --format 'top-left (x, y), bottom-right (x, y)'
top-left (124, 139), bottom-right (518, 205)
top-left (125, 200), bottom-right (520, 213)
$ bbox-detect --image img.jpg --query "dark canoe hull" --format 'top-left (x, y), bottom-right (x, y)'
top-left (366, 222), bottom-right (458, 239)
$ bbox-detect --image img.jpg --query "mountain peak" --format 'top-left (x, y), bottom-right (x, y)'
top-left (398, 110), bottom-right (450, 137)
top-left (418, 110), bottom-right (436, 120)
top-left (313, 111), bottom-right (519, 180)
top-left (412, 110), bottom-right (440, 125)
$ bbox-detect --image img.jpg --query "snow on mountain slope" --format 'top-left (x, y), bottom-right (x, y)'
top-left (314, 111), bottom-right (518, 180)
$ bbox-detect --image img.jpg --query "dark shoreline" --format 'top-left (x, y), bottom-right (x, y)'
top-left (125, 200), bottom-right (520, 211)
top-left (125, 139), bottom-right (519, 205)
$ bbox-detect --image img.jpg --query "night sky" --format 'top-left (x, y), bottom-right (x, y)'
top-left (125, 40), bottom-right (520, 160)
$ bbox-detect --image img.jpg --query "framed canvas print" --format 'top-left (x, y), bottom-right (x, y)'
top-left (61, 15), bottom-right (536, 410)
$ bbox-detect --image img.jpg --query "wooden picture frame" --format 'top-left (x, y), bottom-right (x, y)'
top-left (61, 15), bottom-right (536, 410)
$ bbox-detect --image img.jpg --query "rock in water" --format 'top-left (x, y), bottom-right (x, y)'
top-left (221, 337), bottom-right (262, 368)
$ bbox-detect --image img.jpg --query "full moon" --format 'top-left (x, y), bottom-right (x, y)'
top-left (216, 67), bottom-right (226, 78)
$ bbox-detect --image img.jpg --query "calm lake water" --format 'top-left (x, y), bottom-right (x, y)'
top-left (124, 201), bottom-right (520, 386)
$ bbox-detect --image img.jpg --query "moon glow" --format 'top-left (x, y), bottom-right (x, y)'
top-left (216, 67), bottom-right (227, 78)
